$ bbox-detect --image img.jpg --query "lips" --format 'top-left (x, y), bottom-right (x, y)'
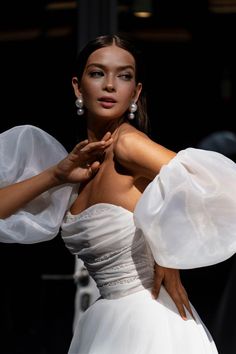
top-left (98, 96), bottom-right (117, 108)
top-left (98, 96), bottom-right (116, 103)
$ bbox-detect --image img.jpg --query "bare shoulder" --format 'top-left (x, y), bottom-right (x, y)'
top-left (114, 123), bottom-right (176, 179)
top-left (114, 123), bottom-right (149, 158)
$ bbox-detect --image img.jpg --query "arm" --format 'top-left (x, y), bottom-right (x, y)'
top-left (0, 133), bottom-right (112, 219)
top-left (115, 129), bottom-right (193, 319)
top-left (114, 129), bottom-right (176, 180)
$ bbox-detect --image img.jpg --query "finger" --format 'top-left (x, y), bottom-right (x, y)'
top-left (177, 285), bottom-right (196, 320)
top-left (90, 161), bottom-right (101, 172)
top-left (183, 302), bottom-right (195, 321)
top-left (181, 295), bottom-right (195, 320)
top-left (173, 296), bottom-right (187, 320)
top-left (72, 140), bottom-right (89, 154)
top-left (152, 273), bottom-right (163, 299)
top-left (80, 140), bottom-right (109, 152)
top-left (75, 139), bottom-right (89, 149)
top-left (83, 162), bottom-right (100, 180)
top-left (101, 131), bottom-right (112, 141)
top-left (171, 291), bottom-right (187, 320)
top-left (101, 137), bottom-right (113, 147)
top-left (172, 288), bottom-right (196, 321)
top-left (86, 135), bottom-right (113, 150)
top-left (72, 140), bottom-right (105, 154)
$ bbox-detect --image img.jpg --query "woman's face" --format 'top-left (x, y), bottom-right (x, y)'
top-left (73, 44), bottom-right (142, 122)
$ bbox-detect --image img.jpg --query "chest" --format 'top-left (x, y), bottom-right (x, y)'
top-left (70, 155), bottom-right (134, 214)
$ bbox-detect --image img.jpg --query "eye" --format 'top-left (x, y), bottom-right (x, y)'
top-left (89, 71), bottom-right (104, 78)
top-left (118, 73), bottom-right (133, 81)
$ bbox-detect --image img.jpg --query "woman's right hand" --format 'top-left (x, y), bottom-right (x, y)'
top-left (52, 132), bottom-right (113, 184)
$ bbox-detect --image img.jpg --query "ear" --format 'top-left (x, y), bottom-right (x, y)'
top-left (72, 76), bottom-right (82, 98)
top-left (132, 82), bottom-right (142, 103)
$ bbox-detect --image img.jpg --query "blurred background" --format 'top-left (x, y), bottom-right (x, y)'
top-left (0, 1), bottom-right (236, 353)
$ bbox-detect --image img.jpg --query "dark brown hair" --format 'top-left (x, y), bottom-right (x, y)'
top-left (74, 34), bottom-right (150, 134)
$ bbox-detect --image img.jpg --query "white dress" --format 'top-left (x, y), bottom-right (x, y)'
top-left (61, 204), bottom-right (217, 354)
top-left (1, 125), bottom-right (236, 354)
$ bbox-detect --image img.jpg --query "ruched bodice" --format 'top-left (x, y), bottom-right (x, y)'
top-left (61, 203), bottom-right (154, 299)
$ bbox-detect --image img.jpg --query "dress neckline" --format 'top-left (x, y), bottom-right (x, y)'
top-left (67, 202), bottom-right (133, 221)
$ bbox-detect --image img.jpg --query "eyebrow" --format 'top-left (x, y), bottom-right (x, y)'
top-left (86, 63), bottom-right (135, 71)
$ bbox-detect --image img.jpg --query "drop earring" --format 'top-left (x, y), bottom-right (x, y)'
top-left (75, 96), bottom-right (84, 116)
top-left (128, 102), bottom-right (137, 120)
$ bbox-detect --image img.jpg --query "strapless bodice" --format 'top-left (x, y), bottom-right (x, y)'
top-left (61, 203), bottom-right (154, 299)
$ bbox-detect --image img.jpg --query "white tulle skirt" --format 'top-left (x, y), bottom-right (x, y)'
top-left (69, 287), bottom-right (217, 354)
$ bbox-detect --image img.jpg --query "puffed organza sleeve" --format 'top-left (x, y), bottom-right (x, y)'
top-left (134, 148), bottom-right (236, 269)
top-left (0, 125), bottom-right (76, 244)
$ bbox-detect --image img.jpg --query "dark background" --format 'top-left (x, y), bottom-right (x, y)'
top-left (0, 1), bottom-right (236, 353)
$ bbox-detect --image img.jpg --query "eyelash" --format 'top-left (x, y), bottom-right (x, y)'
top-left (88, 71), bottom-right (133, 81)
top-left (89, 71), bottom-right (103, 78)
top-left (118, 74), bottom-right (133, 81)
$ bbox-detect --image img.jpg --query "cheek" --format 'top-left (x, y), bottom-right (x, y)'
top-left (119, 85), bottom-right (136, 103)
top-left (81, 84), bottom-right (99, 105)
top-left (121, 80), bottom-right (136, 95)
top-left (80, 77), bottom-right (99, 96)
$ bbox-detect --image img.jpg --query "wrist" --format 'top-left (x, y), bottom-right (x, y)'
top-left (45, 166), bottom-right (66, 186)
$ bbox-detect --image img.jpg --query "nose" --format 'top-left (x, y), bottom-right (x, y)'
top-left (106, 83), bottom-right (115, 92)
top-left (104, 75), bottom-right (116, 92)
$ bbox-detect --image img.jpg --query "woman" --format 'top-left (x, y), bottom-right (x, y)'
top-left (1, 35), bottom-right (236, 353)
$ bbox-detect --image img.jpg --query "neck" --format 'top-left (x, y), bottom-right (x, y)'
top-left (86, 116), bottom-right (125, 141)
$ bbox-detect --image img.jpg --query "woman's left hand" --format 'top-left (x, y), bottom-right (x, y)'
top-left (53, 132), bottom-right (113, 184)
top-left (152, 263), bottom-right (194, 320)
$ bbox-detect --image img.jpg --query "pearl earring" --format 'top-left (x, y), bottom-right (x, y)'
top-left (75, 96), bottom-right (84, 116)
top-left (128, 102), bottom-right (137, 120)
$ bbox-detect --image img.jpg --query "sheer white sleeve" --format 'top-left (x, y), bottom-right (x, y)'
top-left (134, 148), bottom-right (236, 269)
top-left (0, 125), bottom-right (75, 244)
